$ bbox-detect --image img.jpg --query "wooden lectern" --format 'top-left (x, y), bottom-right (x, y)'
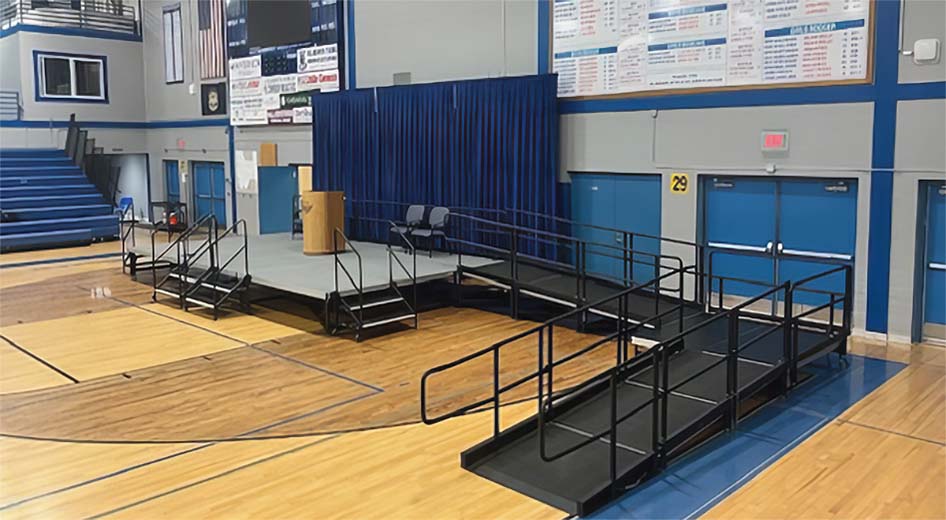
top-left (301, 191), bottom-right (345, 255)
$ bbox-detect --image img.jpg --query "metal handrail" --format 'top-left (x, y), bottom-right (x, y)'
top-left (507, 207), bottom-right (701, 248)
top-left (151, 213), bottom-right (216, 303)
top-left (420, 264), bottom-right (692, 427)
top-left (183, 219), bottom-right (246, 298)
top-left (2, 0), bottom-right (140, 35)
top-left (386, 220), bottom-right (418, 325)
top-left (333, 228), bottom-right (364, 326)
top-left (119, 201), bottom-right (136, 273)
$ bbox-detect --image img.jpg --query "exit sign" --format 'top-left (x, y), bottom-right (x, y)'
top-left (761, 130), bottom-right (789, 152)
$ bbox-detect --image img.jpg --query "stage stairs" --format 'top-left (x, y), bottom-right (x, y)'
top-left (422, 262), bottom-right (852, 516)
top-left (328, 228), bottom-right (418, 341)
top-left (129, 214), bottom-right (252, 319)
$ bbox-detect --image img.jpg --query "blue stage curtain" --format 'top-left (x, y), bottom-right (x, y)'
top-left (310, 75), bottom-right (559, 254)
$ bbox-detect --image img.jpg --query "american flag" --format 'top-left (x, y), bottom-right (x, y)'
top-left (198, 0), bottom-right (226, 80)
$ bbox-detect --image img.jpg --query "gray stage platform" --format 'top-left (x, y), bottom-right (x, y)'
top-left (130, 231), bottom-right (497, 299)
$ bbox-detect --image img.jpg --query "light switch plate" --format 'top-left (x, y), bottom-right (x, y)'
top-left (913, 38), bottom-right (941, 64)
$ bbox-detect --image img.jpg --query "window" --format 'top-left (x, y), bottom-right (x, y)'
top-left (34, 52), bottom-right (108, 102)
top-left (163, 5), bottom-right (184, 83)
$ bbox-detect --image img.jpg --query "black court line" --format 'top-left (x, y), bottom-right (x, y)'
top-left (87, 434), bottom-right (341, 519)
top-left (0, 393), bottom-right (377, 510)
top-left (0, 333), bottom-right (79, 384)
top-left (0, 252), bottom-right (121, 269)
top-left (836, 418), bottom-right (946, 447)
top-left (98, 291), bottom-right (386, 394)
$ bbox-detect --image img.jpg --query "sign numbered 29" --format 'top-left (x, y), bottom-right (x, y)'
top-left (669, 173), bottom-right (690, 194)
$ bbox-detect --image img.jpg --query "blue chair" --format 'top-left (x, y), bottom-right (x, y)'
top-left (116, 196), bottom-right (134, 218)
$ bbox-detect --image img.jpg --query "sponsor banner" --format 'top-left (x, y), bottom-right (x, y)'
top-left (228, 55), bottom-right (261, 81)
top-left (230, 96), bottom-right (266, 125)
top-left (281, 90), bottom-right (316, 109)
top-left (230, 77), bottom-right (262, 99)
top-left (293, 106), bottom-right (312, 124)
top-left (296, 69), bottom-right (340, 93)
top-left (267, 108), bottom-right (295, 124)
top-left (297, 43), bottom-right (338, 73)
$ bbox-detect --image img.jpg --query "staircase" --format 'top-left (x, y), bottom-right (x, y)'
top-left (0, 148), bottom-right (118, 252)
top-left (146, 215), bottom-right (252, 319)
top-left (328, 228), bottom-right (418, 341)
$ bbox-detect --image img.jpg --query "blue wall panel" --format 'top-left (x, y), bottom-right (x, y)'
top-left (924, 184), bottom-right (946, 325)
top-left (258, 166), bottom-right (298, 234)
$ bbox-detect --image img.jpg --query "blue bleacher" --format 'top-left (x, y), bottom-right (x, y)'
top-left (0, 148), bottom-right (119, 252)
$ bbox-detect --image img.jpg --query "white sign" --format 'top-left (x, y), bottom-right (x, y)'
top-left (228, 55), bottom-right (261, 81)
top-left (297, 43), bottom-right (338, 73)
top-left (293, 106), bottom-right (312, 124)
top-left (297, 69), bottom-right (340, 93)
top-left (235, 150), bottom-right (259, 194)
top-left (230, 77), bottom-right (262, 99)
top-left (552, 0), bottom-right (870, 98)
top-left (230, 96), bottom-right (267, 126)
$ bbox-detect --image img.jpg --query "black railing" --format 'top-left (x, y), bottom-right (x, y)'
top-left (386, 220), bottom-right (418, 328)
top-left (119, 200), bottom-right (136, 273)
top-left (1, 0), bottom-right (140, 36)
top-left (332, 228), bottom-right (363, 328)
top-left (420, 265), bottom-right (692, 431)
top-left (151, 213), bottom-right (217, 304)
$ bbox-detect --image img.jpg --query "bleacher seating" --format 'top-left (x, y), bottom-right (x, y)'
top-left (0, 148), bottom-right (119, 252)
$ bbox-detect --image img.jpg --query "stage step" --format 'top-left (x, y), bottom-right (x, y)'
top-left (0, 228), bottom-right (93, 252)
top-left (2, 204), bottom-right (113, 221)
top-left (0, 193), bottom-right (105, 209)
top-left (332, 286), bottom-right (417, 340)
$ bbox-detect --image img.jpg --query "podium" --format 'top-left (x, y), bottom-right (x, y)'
top-left (301, 191), bottom-right (345, 255)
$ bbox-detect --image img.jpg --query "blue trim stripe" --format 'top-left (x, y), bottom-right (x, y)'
top-left (347, 0), bottom-right (356, 89)
top-left (0, 252), bottom-right (121, 269)
top-left (0, 119), bottom-right (229, 129)
top-left (898, 81), bottom-right (946, 101)
top-left (537, 0), bottom-right (550, 74)
top-left (865, 0), bottom-right (902, 333)
top-left (0, 24), bottom-right (142, 42)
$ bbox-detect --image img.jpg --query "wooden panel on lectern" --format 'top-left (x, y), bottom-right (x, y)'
top-left (302, 191), bottom-right (345, 255)
top-left (297, 165), bottom-right (312, 193)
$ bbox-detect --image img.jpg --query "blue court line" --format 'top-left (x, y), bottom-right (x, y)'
top-left (588, 354), bottom-right (906, 519)
top-left (88, 435), bottom-right (341, 519)
top-left (0, 253), bottom-right (121, 269)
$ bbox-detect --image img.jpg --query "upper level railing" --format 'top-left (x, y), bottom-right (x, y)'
top-left (1, 0), bottom-right (140, 36)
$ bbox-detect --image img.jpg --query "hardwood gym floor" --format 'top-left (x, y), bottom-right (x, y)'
top-left (0, 244), bottom-right (943, 519)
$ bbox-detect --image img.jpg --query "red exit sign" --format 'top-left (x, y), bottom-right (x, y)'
top-left (761, 131), bottom-right (789, 152)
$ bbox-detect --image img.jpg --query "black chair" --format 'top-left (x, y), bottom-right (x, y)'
top-left (410, 206), bottom-right (449, 257)
top-left (291, 194), bottom-right (303, 240)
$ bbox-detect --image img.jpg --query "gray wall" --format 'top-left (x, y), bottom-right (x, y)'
top-left (16, 31), bottom-right (145, 123)
top-left (899, 0), bottom-right (946, 84)
top-left (0, 33), bottom-right (20, 93)
top-left (889, 98), bottom-right (946, 342)
top-left (561, 104), bottom-right (875, 330)
top-left (354, 0), bottom-right (537, 88)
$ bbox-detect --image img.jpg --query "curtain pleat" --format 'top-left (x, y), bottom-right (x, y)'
top-left (310, 74), bottom-right (559, 255)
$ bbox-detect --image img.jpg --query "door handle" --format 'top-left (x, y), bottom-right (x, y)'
top-left (776, 242), bottom-right (784, 254)
top-left (765, 241), bottom-right (774, 253)
top-left (615, 233), bottom-right (623, 244)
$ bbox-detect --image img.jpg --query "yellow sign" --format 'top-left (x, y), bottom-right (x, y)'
top-left (669, 172), bottom-right (690, 194)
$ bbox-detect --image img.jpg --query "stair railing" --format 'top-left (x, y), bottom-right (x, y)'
top-left (119, 201), bottom-right (136, 274)
top-left (182, 219), bottom-right (248, 317)
top-left (151, 213), bottom-right (217, 303)
top-left (785, 264), bottom-right (852, 382)
top-left (333, 228), bottom-right (363, 328)
top-left (386, 220), bottom-right (418, 329)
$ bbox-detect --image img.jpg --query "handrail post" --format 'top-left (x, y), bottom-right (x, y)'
top-left (623, 232), bottom-right (632, 286)
top-left (510, 226), bottom-right (519, 319)
top-left (492, 348), bottom-right (500, 437)
top-left (727, 311), bottom-right (739, 431)
top-left (783, 285), bottom-right (794, 390)
top-left (651, 345), bottom-right (661, 460)
top-left (842, 265), bottom-right (853, 356)
top-left (609, 372), bottom-right (618, 488)
top-left (547, 324), bottom-right (554, 402)
top-left (659, 343), bottom-right (669, 467)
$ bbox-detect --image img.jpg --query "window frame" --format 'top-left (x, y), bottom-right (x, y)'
top-left (33, 50), bottom-right (109, 104)
top-left (163, 3), bottom-right (184, 84)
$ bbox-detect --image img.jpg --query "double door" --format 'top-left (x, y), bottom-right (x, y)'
top-left (703, 177), bottom-right (857, 306)
top-left (919, 182), bottom-right (945, 340)
top-left (571, 173), bottom-right (662, 284)
top-left (192, 161), bottom-right (227, 227)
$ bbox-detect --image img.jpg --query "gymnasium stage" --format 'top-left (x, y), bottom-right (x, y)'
top-left (128, 231), bottom-right (498, 299)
